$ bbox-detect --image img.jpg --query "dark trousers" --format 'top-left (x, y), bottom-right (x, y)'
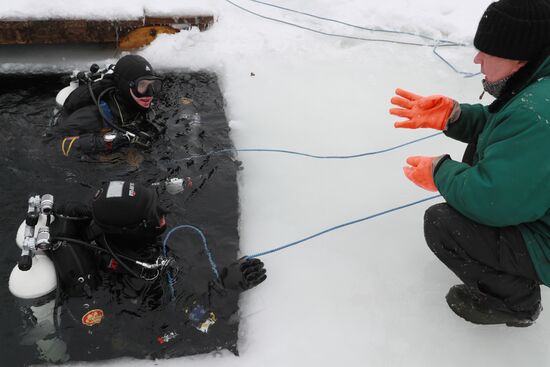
top-left (424, 203), bottom-right (541, 313)
top-left (424, 142), bottom-right (541, 313)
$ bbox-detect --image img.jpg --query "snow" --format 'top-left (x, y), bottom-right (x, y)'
top-left (3, 0), bottom-right (550, 366)
top-left (0, 0), bottom-right (214, 20)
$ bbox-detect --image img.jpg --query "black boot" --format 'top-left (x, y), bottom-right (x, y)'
top-left (445, 284), bottom-right (541, 327)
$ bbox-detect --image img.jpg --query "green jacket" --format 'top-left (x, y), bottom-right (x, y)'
top-left (435, 55), bottom-right (550, 286)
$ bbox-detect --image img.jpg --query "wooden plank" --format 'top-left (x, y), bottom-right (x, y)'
top-left (144, 15), bottom-right (214, 31)
top-left (0, 16), bottom-right (214, 46)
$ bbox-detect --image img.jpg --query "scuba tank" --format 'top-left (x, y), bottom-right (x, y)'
top-left (55, 63), bottom-right (115, 110)
top-left (8, 193), bottom-right (101, 363)
top-left (9, 194), bottom-right (57, 300)
top-left (55, 79), bottom-right (79, 109)
top-left (8, 194), bottom-right (69, 363)
top-left (51, 63), bottom-right (115, 128)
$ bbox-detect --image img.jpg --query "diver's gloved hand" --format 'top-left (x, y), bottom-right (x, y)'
top-left (50, 201), bottom-right (92, 238)
top-left (86, 132), bottom-right (130, 153)
top-left (220, 257), bottom-right (267, 291)
top-left (107, 132), bottom-right (132, 151)
top-left (63, 133), bottom-right (130, 156)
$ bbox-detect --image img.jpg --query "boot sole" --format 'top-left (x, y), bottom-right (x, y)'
top-left (446, 286), bottom-right (536, 327)
top-left (448, 302), bottom-right (534, 327)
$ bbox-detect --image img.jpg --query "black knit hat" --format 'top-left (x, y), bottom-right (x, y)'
top-left (474, 0), bottom-right (550, 61)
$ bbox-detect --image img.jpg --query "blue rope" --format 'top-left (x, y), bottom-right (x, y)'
top-left (162, 228), bottom-right (176, 301)
top-left (225, 0), bottom-right (427, 46)
top-left (162, 196), bottom-right (442, 267)
top-left (246, 0), bottom-right (461, 45)
top-left (247, 194), bottom-right (442, 258)
top-left (178, 132), bottom-right (443, 161)
top-left (433, 45), bottom-right (480, 78)
top-left (163, 225), bottom-right (220, 282)
top-left (173, 133), bottom-right (445, 260)
top-left (224, 0), bottom-right (479, 77)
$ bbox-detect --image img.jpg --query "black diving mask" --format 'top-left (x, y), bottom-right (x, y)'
top-left (130, 77), bottom-right (163, 98)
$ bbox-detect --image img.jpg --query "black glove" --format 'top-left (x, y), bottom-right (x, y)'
top-left (111, 132), bottom-right (132, 150)
top-left (68, 133), bottom-right (130, 155)
top-left (220, 257), bottom-right (267, 291)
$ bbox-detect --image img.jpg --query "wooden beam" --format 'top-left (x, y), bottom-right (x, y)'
top-left (0, 16), bottom-right (214, 47)
top-left (144, 16), bottom-right (213, 31)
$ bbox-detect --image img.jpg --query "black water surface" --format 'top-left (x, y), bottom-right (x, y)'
top-left (0, 72), bottom-right (242, 365)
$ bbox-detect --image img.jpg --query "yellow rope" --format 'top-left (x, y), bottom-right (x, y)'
top-left (61, 136), bottom-right (79, 157)
top-left (66, 136), bottom-right (79, 156)
top-left (61, 138), bottom-right (68, 156)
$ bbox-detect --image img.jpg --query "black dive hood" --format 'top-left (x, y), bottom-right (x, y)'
top-left (91, 181), bottom-right (166, 247)
top-left (113, 55), bottom-right (161, 111)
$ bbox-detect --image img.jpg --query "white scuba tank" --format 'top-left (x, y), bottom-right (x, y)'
top-left (53, 64), bottom-right (114, 115)
top-left (9, 213), bottom-right (57, 300)
top-left (8, 196), bottom-right (69, 363)
top-left (55, 79), bottom-right (79, 108)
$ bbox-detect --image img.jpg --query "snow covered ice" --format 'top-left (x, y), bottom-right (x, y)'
top-left (2, 0), bottom-right (550, 366)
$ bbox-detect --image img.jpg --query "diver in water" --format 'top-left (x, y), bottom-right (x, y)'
top-left (24, 181), bottom-right (266, 362)
top-left (53, 55), bottom-right (164, 157)
top-left (52, 54), bottom-right (202, 196)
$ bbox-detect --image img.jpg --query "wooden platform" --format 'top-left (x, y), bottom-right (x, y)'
top-left (0, 15), bottom-right (214, 49)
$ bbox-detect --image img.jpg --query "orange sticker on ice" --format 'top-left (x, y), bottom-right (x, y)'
top-left (82, 309), bottom-right (104, 327)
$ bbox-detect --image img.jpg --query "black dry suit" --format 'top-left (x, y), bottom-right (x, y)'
top-left (51, 55), bottom-right (164, 159)
top-left (46, 181), bottom-right (238, 360)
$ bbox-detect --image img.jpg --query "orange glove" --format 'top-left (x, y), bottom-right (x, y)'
top-left (403, 156), bottom-right (442, 192)
top-left (390, 88), bottom-right (455, 130)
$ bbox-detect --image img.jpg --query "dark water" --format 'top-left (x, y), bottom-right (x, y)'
top-left (0, 72), bottom-right (242, 365)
